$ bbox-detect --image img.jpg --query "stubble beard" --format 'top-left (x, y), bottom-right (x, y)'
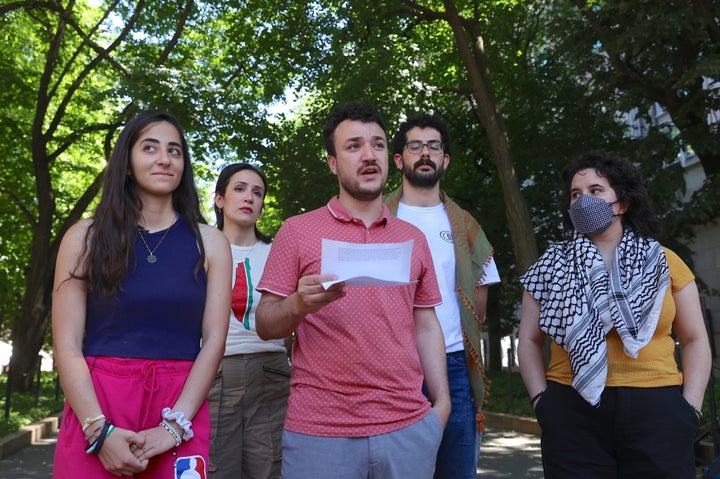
top-left (339, 168), bottom-right (385, 202)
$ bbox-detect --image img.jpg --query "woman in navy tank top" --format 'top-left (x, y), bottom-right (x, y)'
top-left (52, 110), bottom-right (232, 478)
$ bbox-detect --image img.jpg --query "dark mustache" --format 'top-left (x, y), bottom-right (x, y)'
top-left (358, 162), bottom-right (381, 174)
top-left (413, 158), bottom-right (436, 170)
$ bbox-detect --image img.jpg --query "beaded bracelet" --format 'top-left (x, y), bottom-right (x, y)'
top-left (160, 419), bottom-right (182, 447)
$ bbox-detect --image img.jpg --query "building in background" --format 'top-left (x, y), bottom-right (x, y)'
top-left (624, 98), bottom-right (720, 359)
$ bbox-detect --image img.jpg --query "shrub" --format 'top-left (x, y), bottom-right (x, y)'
top-left (0, 372), bottom-right (65, 437)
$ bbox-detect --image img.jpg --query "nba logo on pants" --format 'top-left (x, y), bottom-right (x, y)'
top-left (174, 455), bottom-right (207, 479)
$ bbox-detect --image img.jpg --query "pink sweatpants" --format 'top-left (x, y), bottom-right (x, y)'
top-left (53, 356), bottom-right (210, 478)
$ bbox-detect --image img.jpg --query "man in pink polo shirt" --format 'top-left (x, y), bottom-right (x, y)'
top-left (256, 102), bottom-right (450, 479)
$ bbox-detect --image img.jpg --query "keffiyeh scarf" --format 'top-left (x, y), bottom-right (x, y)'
top-left (521, 229), bottom-right (670, 406)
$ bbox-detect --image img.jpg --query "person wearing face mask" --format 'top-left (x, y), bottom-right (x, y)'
top-left (517, 150), bottom-right (711, 478)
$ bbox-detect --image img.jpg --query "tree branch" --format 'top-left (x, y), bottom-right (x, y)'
top-left (47, 122), bottom-right (119, 163)
top-left (45, 0), bottom-right (146, 143)
top-left (0, 186), bottom-right (37, 228)
top-left (51, 170), bottom-right (105, 257)
top-left (156, 0), bottom-right (194, 65)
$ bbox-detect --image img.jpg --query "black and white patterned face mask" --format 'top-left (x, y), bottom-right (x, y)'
top-left (568, 194), bottom-right (617, 235)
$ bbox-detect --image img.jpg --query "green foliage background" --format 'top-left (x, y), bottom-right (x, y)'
top-left (0, 0), bottom-right (717, 390)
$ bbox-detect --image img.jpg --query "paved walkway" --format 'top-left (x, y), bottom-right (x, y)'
top-left (0, 428), bottom-right (543, 478)
top-left (477, 429), bottom-right (543, 478)
top-left (0, 430), bottom-right (55, 478)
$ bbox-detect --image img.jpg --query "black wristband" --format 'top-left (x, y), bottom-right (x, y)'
top-left (530, 390), bottom-right (545, 407)
top-left (85, 420), bottom-right (111, 455)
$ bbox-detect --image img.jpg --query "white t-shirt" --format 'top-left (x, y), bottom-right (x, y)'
top-left (397, 202), bottom-right (499, 352)
top-left (225, 242), bottom-right (285, 355)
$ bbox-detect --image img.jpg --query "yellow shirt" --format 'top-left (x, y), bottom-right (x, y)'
top-left (546, 248), bottom-right (694, 388)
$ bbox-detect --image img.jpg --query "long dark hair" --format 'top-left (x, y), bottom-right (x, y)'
top-left (84, 110), bottom-right (207, 297)
top-left (214, 162), bottom-right (271, 244)
top-left (560, 150), bottom-right (661, 238)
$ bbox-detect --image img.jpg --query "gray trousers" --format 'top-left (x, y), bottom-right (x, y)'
top-left (282, 410), bottom-right (444, 479)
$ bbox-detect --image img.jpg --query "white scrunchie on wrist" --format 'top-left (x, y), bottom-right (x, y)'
top-left (161, 407), bottom-right (194, 441)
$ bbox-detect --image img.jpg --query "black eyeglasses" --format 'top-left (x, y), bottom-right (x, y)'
top-left (404, 140), bottom-right (444, 154)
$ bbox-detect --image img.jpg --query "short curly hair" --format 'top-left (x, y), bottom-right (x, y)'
top-left (322, 102), bottom-right (387, 156)
top-left (560, 150), bottom-right (661, 238)
top-left (391, 113), bottom-right (451, 156)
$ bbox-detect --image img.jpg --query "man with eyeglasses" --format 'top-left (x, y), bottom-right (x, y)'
top-left (385, 113), bottom-right (500, 479)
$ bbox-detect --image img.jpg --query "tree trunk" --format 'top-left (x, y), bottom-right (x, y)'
top-left (485, 289), bottom-right (505, 372)
top-left (9, 251), bottom-right (53, 393)
top-left (8, 315), bottom-right (47, 393)
top-left (9, 108), bottom-right (57, 392)
top-left (442, 0), bottom-right (539, 275)
top-left (487, 328), bottom-right (503, 372)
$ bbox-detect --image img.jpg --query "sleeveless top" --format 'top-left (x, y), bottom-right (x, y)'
top-left (84, 217), bottom-right (207, 360)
